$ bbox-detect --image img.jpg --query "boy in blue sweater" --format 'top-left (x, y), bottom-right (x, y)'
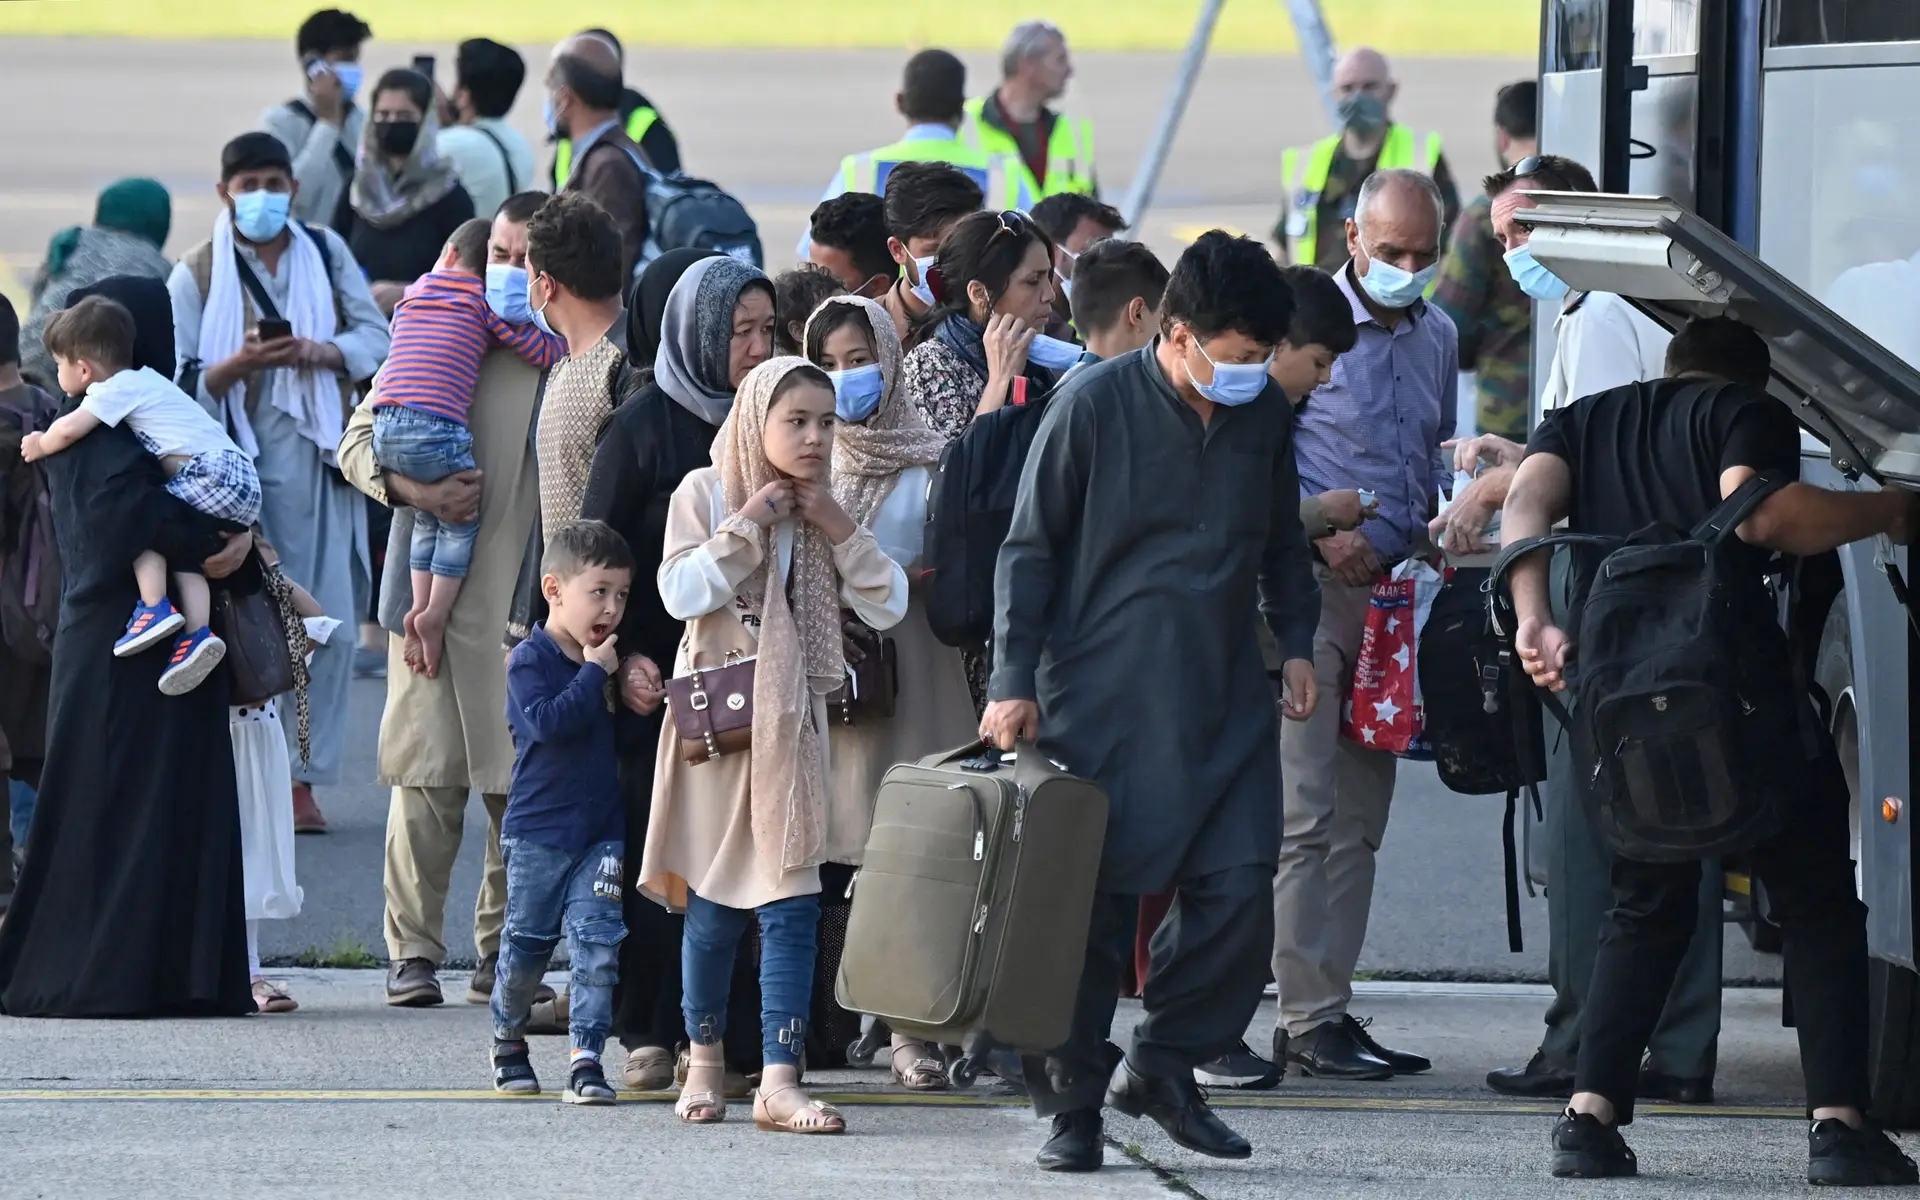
top-left (491, 519), bottom-right (661, 1104)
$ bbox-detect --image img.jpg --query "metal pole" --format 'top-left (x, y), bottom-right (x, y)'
top-left (1599, 0), bottom-right (1636, 192)
top-left (1119, 0), bottom-right (1227, 232)
top-left (1285, 0), bottom-right (1340, 126)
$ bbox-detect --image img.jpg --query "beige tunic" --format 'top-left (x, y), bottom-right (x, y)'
top-left (337, 351), bottom-right (540, 793)
top-left (823, 465), bottom-right (977, 859)
top-left (536, 335), bottom-right (623, 532)
top-left (640, 466), bottom-right (908, 913)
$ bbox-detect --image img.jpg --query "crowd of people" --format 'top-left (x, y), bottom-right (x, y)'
top-left (1, 7), bottom-right (1918, 1187)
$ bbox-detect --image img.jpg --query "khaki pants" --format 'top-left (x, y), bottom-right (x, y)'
top-left (1273, 569), bottom-right (1398, 1036)
top-left (382, 785), bottom-right (508, 964)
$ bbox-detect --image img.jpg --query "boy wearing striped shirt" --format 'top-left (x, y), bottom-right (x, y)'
top-left (371, 217), bottom-right (564, 676)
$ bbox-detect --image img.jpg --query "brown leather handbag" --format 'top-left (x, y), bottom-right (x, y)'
top-left (826, 616), bottom-right (898, 726)
top-left (212, 580), bottom-right (296, 706)
top-left (666, 653), bottom-right (756, 764)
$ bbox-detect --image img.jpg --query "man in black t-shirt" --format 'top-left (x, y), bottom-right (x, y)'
top-left (1502, 317), bottom-right (1920, 1187)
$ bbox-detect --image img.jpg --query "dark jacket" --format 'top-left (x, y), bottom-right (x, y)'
top-left (334, 185), bottom-right (477, 286)
top-left (566, 132), bottom-right (651, 282)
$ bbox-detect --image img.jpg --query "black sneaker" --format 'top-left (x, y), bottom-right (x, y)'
top-left (1552, 1110), bottom-right (1637, 1178)
top-left (1194, 1039), bottom-right (1282, 1090)
top-left (564, 1057), bottom-right (618, 1106)
top-left (1808, 1117), bottom-right (1919, 1186)
top-left (492, 1038), bottom-right (539, 1095)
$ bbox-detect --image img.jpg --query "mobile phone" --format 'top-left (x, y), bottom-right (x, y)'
top-left (256, 318), bottom-right (293, 342)
top-left (412, 54), bottom-right (436, 79)
top-left (304, 57), bottom-right (328, 80)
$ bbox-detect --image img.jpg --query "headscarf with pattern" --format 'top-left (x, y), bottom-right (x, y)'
top-left (804, 295), bottom-right (948, 526)
top-left (712, 356), bottom-right (848, 881)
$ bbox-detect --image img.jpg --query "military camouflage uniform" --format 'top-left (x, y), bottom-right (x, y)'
top-left (1434, 195), bottom-right (1532, 440)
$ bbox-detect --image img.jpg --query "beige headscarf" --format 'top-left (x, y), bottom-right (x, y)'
top-left (349, 104), bottom-right (462, 230)
top-left (804, 294), bottom-right (949, 526)
top-left (712, 356), bottom-right (849, 881)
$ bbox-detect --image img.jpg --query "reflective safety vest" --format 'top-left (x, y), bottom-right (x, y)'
top-left (554, 106), bottom-right (662, 189)
top-left (1280, 124), bottom-right (1443, 264)
top-left (838, 134), bottom-right (1024, 210)
top-left (960, 96), bottom-right (1096, 199)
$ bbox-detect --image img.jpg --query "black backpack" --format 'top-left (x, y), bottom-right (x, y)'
top-left (922, 392), bottom-right (1052, 649)
top-left (611, 145), bottom-right (762, 270)
top-left (1417, 566), bottom-right (1548, 950)
top-left (1490, 471), bottom-right (1804, 865)
top-left (0, 385), bottom-right (61, 666)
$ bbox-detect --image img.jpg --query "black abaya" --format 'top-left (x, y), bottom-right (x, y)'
top-left (0, 400), bottom-right (251, 1017)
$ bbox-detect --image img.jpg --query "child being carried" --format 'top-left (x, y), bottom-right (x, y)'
top-left (369, 217), bottom-right (566, 677)
top-left (24, 294), bottom-right (260, 695)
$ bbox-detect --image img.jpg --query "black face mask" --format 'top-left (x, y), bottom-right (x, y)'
top-left (374, 119), bottom-right (421, 157)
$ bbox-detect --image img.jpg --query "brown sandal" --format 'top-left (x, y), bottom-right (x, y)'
top-left (753, 1085), bottom-right (846, 1134)
top-left (889, 1041), bottom-right (948, 1092)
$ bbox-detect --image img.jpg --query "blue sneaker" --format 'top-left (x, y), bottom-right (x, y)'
top-left (115, 599), bottom-right (186, 658)
top-left (158, 627), bottom-right (226, 696)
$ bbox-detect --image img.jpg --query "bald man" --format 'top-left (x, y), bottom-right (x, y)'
top-left (544, 33), bottom-right (653, 278)
top-left (1274, 47), bottom-right (1461, 271)
top-left (546, 27), bottom-right (681, 190)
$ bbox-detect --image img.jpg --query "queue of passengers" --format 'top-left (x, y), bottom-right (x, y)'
top-left (1, 8), bottom-right (1919, 1189)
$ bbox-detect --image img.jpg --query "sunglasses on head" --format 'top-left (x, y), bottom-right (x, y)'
top-left (986, 210), bottom-right (1031, 246)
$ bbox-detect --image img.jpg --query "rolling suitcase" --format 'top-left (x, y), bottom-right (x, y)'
top-left (836, 742), bottom-right (1107, 1086)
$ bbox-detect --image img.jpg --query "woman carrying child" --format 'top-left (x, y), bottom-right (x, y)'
top-left (641, 357), bottom-right (908, 1133)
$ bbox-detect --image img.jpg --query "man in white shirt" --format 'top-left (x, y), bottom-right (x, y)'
top-left (1432, 154), bottom-right (1722, 1106)
top-left (259, 8), bottom-right (372, 227)
top-left (436, 39), bottom-right (539, 219)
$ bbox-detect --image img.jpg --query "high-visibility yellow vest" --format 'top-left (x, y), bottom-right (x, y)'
top-left (960, 96), bottom-right (1096, 199)
top-left (837, 134), bottom-right (1024, 210)
top-left (553, 106), bottom-right (661, 189)
top-left (1280, 124), bottom-right (1443, 264)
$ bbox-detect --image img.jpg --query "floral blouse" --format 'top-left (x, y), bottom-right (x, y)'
top-left (902, 339), bottom-right (986, 445)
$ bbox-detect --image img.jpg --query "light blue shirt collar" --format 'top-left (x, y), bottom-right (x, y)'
top-left (904, 122), bottom-right (960, 142)
top-left (570, 117), bottom-right (622, 160)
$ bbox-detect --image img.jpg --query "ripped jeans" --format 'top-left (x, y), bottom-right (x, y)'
top-left (682, 891), bottom-right (820, 1067)
top-left (491, 836), bottom-right (626, 1057)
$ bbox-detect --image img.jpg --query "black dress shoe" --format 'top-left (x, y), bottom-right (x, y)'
top-left (1284, 1020), bottom-right (1393, 1080)
top-left (1344, 1014), bottom-right (1431, 1074)
top-left (1552, 1110), bottom-right (1638, 1178)
top-left (1105, 1058), bottom-right (1252, 1159)
top-left (1638, 1065), bottom-right (1713, 1105)
top-left (1036, 1108), bottom-right (1104, 1172)
top-left (1486, 1051), bottom-right (1576, 1098)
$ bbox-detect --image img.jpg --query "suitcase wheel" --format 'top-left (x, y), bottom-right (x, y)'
top-left (947, 1056), bottom-right (979, 1090)
top-left (845, 1016), bottom-right (888, 1068)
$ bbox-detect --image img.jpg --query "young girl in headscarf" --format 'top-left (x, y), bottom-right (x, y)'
top-left (802, 295), bottom-right (977, 1089)
top-left (642, 357), bottom-right (907, 1134)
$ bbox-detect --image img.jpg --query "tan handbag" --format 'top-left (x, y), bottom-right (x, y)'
top-left (666, 653), bottom-right (756, 764)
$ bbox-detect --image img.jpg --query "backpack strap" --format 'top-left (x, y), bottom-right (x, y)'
top-left (286, 99), bottom-right (358, 182)
top-left (1691, 470), bottom-right (1793, 543)
top-left (474, 123), bottom-right (522, 195)
top-left (1501, 788), bottom-right (1524, 953)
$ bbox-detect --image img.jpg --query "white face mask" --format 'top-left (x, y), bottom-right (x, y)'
top-left (909, 254), bottom-right (938, 307)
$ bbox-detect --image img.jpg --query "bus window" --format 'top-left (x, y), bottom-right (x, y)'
top-left (1547, 0), bottom-right (1701, 71)
top-left (1773, 0), bottom-right (1920, 45)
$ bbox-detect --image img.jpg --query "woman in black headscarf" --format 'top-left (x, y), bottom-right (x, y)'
top-left (579, 247), bottom-right (777, 1092)
top-left (0, 275), bottom-right (253, 1017)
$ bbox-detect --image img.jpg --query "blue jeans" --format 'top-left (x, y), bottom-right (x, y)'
top-left (490, 836), bottom-right (626, 1056)
top-left (371, 406), bottom-right (479, 580)
top-left (682, 891), bottom-right (820, 1067)
top-left (8, 779), bottom-right (33, 856)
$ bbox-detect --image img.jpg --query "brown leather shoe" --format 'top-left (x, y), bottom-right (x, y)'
top-left (291, 782), bottom-right (328, 834)
top-left (385, 957), bottom-right (443, 1007)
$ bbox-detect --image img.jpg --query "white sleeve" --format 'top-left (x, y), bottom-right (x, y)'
top-left (1564, 298), bottom-right (1660, 401)
top-left (166, 261), bottom-right (223, 419)
top-left (79, 385), bottom-right (140, 428)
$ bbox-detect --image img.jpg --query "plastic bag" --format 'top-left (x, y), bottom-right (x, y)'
top-left (1340, 558), bottom-right (1446, 757)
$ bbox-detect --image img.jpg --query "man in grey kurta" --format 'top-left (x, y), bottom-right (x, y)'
top-left (167, 132), bottom-right (390, 822)
top-left (984, 232), bottom-right (1321, 1173)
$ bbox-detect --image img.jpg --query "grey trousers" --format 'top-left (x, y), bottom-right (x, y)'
top-left (1027, 863), bottom-right (1274, 1117)
top-left (1534, 550), bottom-right (1723, 1078)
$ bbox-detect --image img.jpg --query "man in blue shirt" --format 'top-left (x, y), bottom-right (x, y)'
top-left (490, 519), bottom-right (661, 1105)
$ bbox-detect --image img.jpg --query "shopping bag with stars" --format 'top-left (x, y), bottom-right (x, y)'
top-left (1340, 558), bottom-right (1446, 757)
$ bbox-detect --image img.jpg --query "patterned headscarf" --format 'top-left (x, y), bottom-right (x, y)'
top-left (656, 256), bottom-right (771, 426)
top-left (349, 103), bottom-right (461, 230)
top-left (712, 356), bottom-right (848, 881)
top-left (805, 294), bottom-right (948, 526)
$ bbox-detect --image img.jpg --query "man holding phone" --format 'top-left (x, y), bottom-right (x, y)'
top-left (260, 8), bottom-right (373, 226)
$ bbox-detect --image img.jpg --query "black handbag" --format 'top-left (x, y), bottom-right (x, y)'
top-left (826, 614), bottom-right (898, 725)
top-left (212, 576), bottom-right (296, 706)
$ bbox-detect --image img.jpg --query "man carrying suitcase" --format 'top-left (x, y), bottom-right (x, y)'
top-left (983, 231), bottom-right (1323, 1172)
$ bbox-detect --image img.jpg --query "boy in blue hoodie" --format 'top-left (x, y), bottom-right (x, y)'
top-left (490, 519), bottom-right (660, 1104)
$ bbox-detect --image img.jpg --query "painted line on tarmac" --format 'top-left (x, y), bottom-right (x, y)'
top-left (0, 1088), bottom-right (1804, 1120)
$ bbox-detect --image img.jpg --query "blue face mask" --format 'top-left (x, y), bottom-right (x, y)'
top-left (909, 254), bottom-right (938, 307)
top-left (829, 363), bottom-right (885, 422)
top-left (543, 94), bottom-right (559, 137)
top-left (1358, 239), bottom-right (1438, 309)
top-left (1190, 340), bottom-right (1273, 406)
top-left (527, 274), bottom-right (556, 336)
top-left (1027, 333), bottom-right (1085, 372)
top-left (331, 61), bottom-right (363, 102)
top-left (231, 189), bottom-right (292, 243)
top-left (1502, 243), bottom-right (1571, 302)
top-left (485, 263), bottom-right (532, 324)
